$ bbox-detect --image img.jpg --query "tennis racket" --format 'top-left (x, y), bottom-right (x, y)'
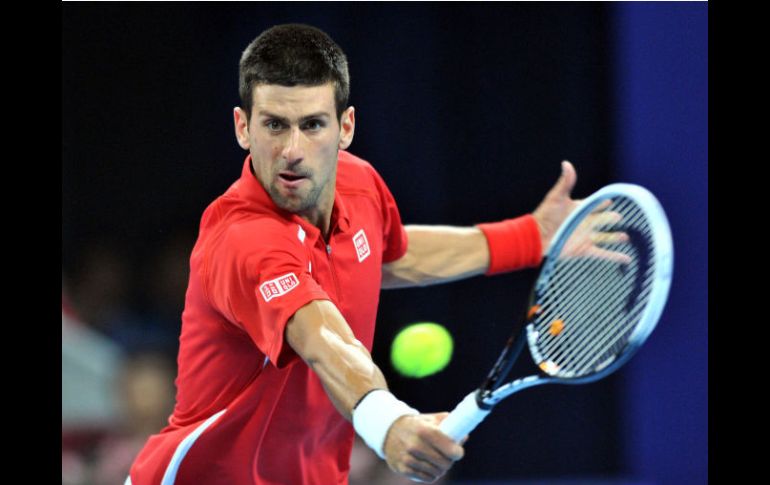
top-left (439, 183), bottom-right (673, 442)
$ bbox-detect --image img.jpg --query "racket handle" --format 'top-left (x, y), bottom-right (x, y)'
top-left (439, 391), bottom-right (492, 442)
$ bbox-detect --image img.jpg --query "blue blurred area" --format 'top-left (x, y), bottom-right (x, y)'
top-left (62, 3), bottom-right (707, 483)
top-left (611, 3), bottom-right (708, 484)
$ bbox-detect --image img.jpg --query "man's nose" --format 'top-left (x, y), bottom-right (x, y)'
top-left (281, 127), bottom-right (303, 164)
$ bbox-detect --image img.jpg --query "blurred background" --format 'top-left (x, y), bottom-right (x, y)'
top-left (62, 3), bottom-right (707, 484)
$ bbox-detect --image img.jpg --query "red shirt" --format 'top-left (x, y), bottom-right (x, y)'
top-left (128, 151), bottom-right (408, 485)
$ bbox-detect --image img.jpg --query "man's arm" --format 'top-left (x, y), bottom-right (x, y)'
top-left (381, 225), bottom-right (491, 289)
top-left (286, 299), bottom-right (384, 416)
top-left (285, 299), bottom-right (464, 483)
top-left (382, 161), bottom-right (580, 289)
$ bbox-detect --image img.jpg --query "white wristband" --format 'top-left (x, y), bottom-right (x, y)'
top-left (352, 389), bottom-right (419, 459)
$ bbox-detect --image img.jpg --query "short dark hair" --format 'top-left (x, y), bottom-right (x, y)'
top-left (239, 24), bottom-right (350, 121)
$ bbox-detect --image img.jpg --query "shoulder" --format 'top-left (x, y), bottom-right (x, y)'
top-left (338, 149), bottom-right (377, 177)
top-left (337, 150), bottom-right (392, 195)
top-left (224, 216), bottom-right (303, 255)
top-left (200, 200), bottom-right (304, 265)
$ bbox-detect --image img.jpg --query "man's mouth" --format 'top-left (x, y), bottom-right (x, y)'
top-left (279, 172), bottom-right (306, 182)
top-left (277, 171), bottom-right (309, 189)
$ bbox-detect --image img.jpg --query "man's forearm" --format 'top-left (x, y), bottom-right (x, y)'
top-left (381, 225), bottom-right (490, 289)
top-left (285, 293), bottom-right (463, 475)
top-left (285, 299), bottom-right (387, 420)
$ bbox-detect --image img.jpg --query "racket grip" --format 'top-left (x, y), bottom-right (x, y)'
top-left (439, 391), bottom-right (492, 442)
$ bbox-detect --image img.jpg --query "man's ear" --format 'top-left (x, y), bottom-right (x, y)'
top-left (338, 106), bottom-right (355, 150)
top-left (234, 107), bottom-right (251, 150)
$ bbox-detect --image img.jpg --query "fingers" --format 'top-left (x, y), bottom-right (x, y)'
top-left (393, 447), bottom-right (450, 483)
top-left (405, 420), bottom-right (463, 472)
top-left (585, 209), bottom-right (623, 228)
top-left (583, 208), bottom-right (631, 252)
top-left (425, 413), bottom-right (465, 460)
top-left (401, 453), bottom-right (443, 483)
top-left (586, 246), bottom-right (633, 264)
top-left (384, 414), bottom-right (465, 483)
top-left (403, 432), bottom-right (462, 483)
top-left (404, 471), bottom-right (434, 483)
top-left (422, 427), bottom-right (465, 462)
top-left (590, 199), bottom-right (613, 214)
top-left (590, 231), bottom-right (629, 245)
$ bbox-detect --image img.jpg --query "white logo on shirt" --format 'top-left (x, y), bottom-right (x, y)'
top-left (297, 225), bottom-right (306, 243)
top-left (353, 229), bottom-right (371, 263)
top-left (259, 273), bottom-right (300, 302)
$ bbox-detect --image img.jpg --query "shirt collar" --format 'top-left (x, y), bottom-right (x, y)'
top-left (238, 153), bottom-right (351, 235)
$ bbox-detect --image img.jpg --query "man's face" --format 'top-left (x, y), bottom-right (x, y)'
top-left (234, 82), bottom-right (354, 218)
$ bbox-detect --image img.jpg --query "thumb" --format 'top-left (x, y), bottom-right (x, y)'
top-left (548, 160), bottom-right (577, 199)
top-left (428, 412), bottom-right (450, 426)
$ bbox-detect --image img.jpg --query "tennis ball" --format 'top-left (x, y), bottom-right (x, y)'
top-left (390, 322), bottom-right (453, 378)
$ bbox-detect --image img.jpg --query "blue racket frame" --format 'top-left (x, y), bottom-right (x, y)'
top-left (439, 183), bottom-right (674, 442)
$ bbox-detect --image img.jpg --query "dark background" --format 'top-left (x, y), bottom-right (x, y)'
top-left (62, 3), bottom-right (707, 483)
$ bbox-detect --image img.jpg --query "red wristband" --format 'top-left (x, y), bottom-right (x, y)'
top-left (477, 215), bottom-right (543, 275)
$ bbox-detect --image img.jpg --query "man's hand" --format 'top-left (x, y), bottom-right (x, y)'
top-left (532, 160), bottom-right (580, 253)
top-left (383, 413), bottom-right (465, 483)
top-left (532, 161), bottom-right (632, 263)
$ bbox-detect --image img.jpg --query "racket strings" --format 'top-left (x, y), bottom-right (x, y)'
top-left (576, 267), bottom-right (654, 367)
top-left (537, 253), bottom-right (647, 360)
top-left (570, 276), bottom-right (652, 374)
top-left (540, 255), bottom-right (641, 333)
top-left (541, 227), bottom-right (652, 373)
top-left (534, 198), bottom-right (645, 305)
top-left (530, 197), bottom-right (656, 378)
top-left (540, 200), bottom-right (654, 374)
top-left (535, 200), bottom-right (646, 355)
top-left (536, 266), bottom-right (644, 375)
top-left (536, 260), bottom-right (641, 363)
top-left (536, 278), bottom-right (643, 376)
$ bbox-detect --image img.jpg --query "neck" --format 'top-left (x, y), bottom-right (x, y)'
top-left (300, 181), bottom-right (336, 239)
top-left (300, 208), bottom-right (331, 239)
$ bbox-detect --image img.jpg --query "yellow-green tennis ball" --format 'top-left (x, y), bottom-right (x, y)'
top-left (391, 322), bottom-right (453, 378)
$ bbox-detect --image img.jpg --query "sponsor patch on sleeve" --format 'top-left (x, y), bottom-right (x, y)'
top-left (259, 272), bottom-right (300, 302)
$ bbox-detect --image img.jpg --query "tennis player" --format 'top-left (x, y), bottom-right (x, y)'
top-left (126, 23), bottom-right (580, 485)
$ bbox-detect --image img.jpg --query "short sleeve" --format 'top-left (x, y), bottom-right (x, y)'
top-left (368, 168), bottom-right (409, 263)
top-left (205, 221), bottom-right (331, 367)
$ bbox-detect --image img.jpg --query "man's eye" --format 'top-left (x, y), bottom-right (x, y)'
top-left (266, 120), bottom-right (284, 131)
top-left (303, 120), bottom-right (324, 131)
